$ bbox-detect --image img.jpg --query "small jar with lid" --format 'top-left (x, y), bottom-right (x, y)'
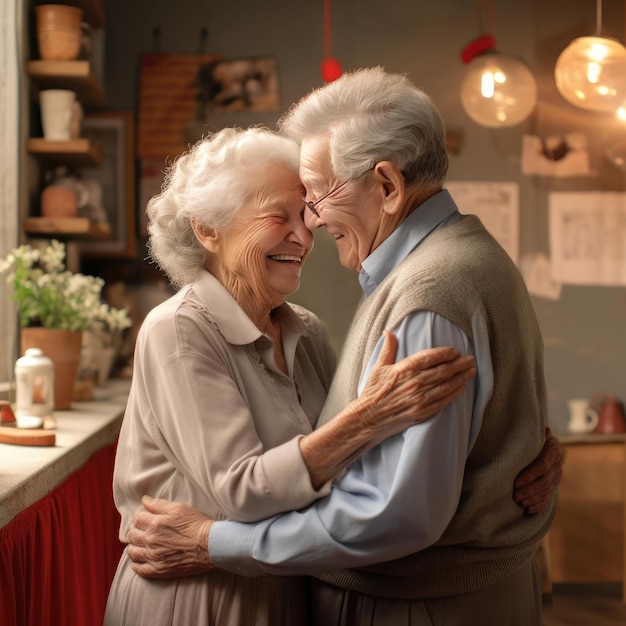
top-left (15, 348), bottom-right (55, 428)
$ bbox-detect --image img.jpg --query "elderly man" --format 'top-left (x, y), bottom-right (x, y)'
top-left (127, 68), bottom-right (563, 625)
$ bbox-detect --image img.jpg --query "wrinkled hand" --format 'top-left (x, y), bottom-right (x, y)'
top-left (356, 331), bottom-right (476, 433)
top-left (513, 428), bottom-right (565, 514)
top-left (127, 495), bottom-right (215, 579)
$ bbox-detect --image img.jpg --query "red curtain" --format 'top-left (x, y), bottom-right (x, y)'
top-left (0, 442), bottom-right (124, 626)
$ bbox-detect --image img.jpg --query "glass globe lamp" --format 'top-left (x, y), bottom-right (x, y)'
top-left (554, 36), bottom-right (626, 112)
top-left (460, 52), bottom-right (538, 128)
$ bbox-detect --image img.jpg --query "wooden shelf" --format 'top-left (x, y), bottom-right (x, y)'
top-left (27, 138), bottom-right (101, 166)
top-left (23, 217), bottom-right (111, 238)
top-left (27, 60), bottom-right (105, 107)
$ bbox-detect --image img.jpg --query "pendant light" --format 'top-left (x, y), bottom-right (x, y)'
top-left (554, 0), bottom-right (626, 112)
top-left (460, 34), bottom-right (538, 128)
top-left (320, 0), bottom-right (342, 83)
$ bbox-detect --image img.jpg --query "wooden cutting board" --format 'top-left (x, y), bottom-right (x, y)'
top-left (0, 425), bottom-right (56, 446)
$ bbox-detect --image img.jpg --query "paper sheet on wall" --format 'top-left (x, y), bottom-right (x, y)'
top-left (446, 181), bottom-right (519, 264)
top-left (549, 192), bottom-right (626, 286)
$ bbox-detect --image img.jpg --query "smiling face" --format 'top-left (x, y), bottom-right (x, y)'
top-left (300, 136), bottom-right (385, 271)
top-left (196, 161), bottom-right (313, 320)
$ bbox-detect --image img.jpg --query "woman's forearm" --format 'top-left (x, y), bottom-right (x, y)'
top-left (300, 398), bottom-right (380, 489)
top-left (300, 339), bottom-right (476, 489)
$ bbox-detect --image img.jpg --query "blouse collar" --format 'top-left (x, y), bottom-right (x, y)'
top-left (190, 271), bottom-right (311, 346)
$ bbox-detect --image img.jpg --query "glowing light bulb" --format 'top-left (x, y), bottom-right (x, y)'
top-left (481, 72), bottom-right (495, 98)
top-left (461, 52), bottom-right (537, 128)
top-left (589, 42), bottom-right (608, 62)
top-left (587, 62), bottom-right (601, 83)
top-left (555, 36), bottom-right (626, 112)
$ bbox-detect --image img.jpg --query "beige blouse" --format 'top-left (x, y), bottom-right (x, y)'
top-left (105, 270), bottom-right (336, 626)
top-left (114, 270), bottom-right (336, 530)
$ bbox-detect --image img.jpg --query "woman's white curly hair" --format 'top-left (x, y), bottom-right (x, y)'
top-left (146, 126), bottom-right (300, 288)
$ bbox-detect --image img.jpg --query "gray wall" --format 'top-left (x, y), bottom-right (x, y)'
top-left (102, 0), bottom-right (626, 434)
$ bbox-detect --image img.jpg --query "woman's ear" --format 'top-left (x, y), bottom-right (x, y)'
top-left (191, 220), bottom-right (220, 254)
top-left (372, 161), bottom-right (405, 216)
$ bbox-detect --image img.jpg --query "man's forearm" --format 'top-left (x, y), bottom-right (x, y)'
top-left (210, 402), bottom-right (471, 578)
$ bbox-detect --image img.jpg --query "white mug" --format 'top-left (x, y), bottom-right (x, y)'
top-left (567, 398), bottom-right (599, 434)
top-left (40, 89), bottom-right (76, 140)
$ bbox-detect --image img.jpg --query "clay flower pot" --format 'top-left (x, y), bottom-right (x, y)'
top-left (21, 328), bottom-right (83, 410)
top-left (41, 185), bottom-right (79, 218)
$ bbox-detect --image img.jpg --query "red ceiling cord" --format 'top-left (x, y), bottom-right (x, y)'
top-left (320, 0), bottom-right (342, 82)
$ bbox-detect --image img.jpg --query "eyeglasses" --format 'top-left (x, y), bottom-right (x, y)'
top-left (302, 167), bottom-right (376, 219)
top-left (302, 179), bottom-right (350, 219)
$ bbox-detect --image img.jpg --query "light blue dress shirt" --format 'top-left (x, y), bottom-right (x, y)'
top-left (209, 189), bottom-right (494, 577)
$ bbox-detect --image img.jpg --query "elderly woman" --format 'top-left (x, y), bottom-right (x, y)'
top-left (103, 127), bottom-right (475, 626)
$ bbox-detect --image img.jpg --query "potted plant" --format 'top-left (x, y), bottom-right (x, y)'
top-left (0, 239), bottom-right (131, 408)
top-left (81, 301), bottom-right (133, 388)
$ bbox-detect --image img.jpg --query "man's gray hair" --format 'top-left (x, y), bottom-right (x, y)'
top-left (147, 126), bottom-right (300, 288)
top-left (278, 66), bottom-right (449, 189)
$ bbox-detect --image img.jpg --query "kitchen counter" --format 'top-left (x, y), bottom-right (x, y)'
top-left (0, 378), bottom-right (130, 528)
top-left (548, 432), bottom-right (626, 601)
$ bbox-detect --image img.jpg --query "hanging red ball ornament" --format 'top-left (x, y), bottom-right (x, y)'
top-left (321, 0), bottom-right (342, 82)
top-left (321, 56), bottom-right (343, 82)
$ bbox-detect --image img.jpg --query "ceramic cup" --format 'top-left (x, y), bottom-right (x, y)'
top-left (567, 398), bottom-right (599, 434)
top-left (40, 89), bottom-right (76, 140)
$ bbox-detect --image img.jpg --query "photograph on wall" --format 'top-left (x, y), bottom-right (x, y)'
top-left (79, 111), bottom-right (136, 259)
top-left (194, 56), bottom-right (280, 115)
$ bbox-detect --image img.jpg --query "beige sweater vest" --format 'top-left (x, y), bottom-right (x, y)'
top-left (315, 215), bottom-right (554, 599)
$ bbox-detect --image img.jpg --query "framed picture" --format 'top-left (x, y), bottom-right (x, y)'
top-left (79, 111), bottom-right (136, 258)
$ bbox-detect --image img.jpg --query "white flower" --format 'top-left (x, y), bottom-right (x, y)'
top-left (0, 254), bottom-right (15, 273)
top-left (40, 239), bottom-right (65, 273)
top-left (0, 239), bottom-right (132, 333)
top-left (37, 274), bottom-right (52, 288)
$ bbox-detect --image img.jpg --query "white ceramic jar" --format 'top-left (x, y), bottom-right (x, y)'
top-left (15, 348), bottom-right (55, 428)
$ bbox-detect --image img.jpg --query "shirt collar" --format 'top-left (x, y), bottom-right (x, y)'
top-left (359, 189), bottom-right (459, 296)
top-left (191, 271), bottom-right (310, 345)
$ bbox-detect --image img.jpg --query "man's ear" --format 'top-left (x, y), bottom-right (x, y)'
top-left (372, 161), bottom-right (405, 215)
top-left (191, 220), bottom-right (220, 254)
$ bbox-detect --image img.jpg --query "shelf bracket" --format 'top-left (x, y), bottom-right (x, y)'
top-left (198, 27), bottom-right (209, 53)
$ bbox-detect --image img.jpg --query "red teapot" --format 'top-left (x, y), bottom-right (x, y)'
top-left (594, 394), bottom-right (626, 434)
